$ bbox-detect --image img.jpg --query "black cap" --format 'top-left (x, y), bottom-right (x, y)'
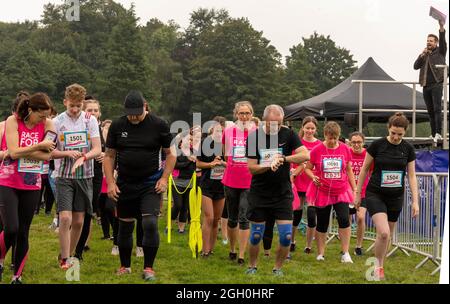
top-left (124, 90), bottom-right (144, 115)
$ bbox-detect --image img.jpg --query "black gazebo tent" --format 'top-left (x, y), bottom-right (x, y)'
top-left (284, 57), bottom-right (428, 122)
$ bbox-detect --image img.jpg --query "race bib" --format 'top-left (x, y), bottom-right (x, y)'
top-left (18, 158), bottom-right (44, 173)
top-left (210, 165), bottom-right (225, 180)
top-left (323, 158), bottom-right (342, 179)
top-left (63, 131), bottom-right (89, 149)
top-left (42, 163), bottom-right (50, 174)
top-left (259, 148), bottom-right (282, 168)
top-left (381, 171), bottom-right (403, 188)
top-left (232, 146), bottom-right (247, 163)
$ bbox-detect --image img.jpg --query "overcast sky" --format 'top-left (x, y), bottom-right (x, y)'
top-left (1, 0), bottom-right (449, 85)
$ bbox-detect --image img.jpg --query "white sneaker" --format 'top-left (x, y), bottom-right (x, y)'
top-left (222, 239), bottom-right (228, 245)
top-left (434, 133), bottom-right (443, 142)
top-left (136, 246), bottom-right (144, 258)
top-left (341, 252), bottom-right (354, 263)
top-left (316, 254), bottom-right (325, 261)
top-left (111, 245), bottom-right (119, 256)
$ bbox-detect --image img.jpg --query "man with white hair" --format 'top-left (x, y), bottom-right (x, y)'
top-left (245, 104), bottom-right (309, 276)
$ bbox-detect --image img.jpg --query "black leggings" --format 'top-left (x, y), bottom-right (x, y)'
top-left (171, 186), bottom-right (190, 223)
top-left (0, 186), bottom-right (40, 277)
top-left (263, 216), bottom-right (276, 251)
top-left (75, 179), bottom-right (102, 257)
top-left (316, 203), bottom-right (350, 233)
top-left (98, 194), bottom-right (119, 240)
top-left (43, 177), bottom-right (55, 214)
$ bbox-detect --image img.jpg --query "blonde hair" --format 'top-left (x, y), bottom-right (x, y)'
top-left (323, 121), bottom-right (341, 138)
top-left (65, 84), bottom-right (86, 102)
top-left (233, 101), bottom-right (254, 119)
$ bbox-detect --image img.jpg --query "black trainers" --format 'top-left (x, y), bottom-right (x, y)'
top-left (354, 247), bottom-right (363, 256)
top-left (229, 252), bottom-right (237, 261)
top-left (290, 242), bottom-right (296, 252)
top-left (237, 258), bottom-right (245, 266)
top-left (304, 247), bottom-right (312, 254)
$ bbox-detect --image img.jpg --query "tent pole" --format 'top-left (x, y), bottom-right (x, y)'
top-left (412, 83), bottom-right (417, 140)
top-left (359, 82), bottom-right (363, 132)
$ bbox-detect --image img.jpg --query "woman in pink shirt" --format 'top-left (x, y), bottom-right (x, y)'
top-left (305, 122), bottom-right (357, 263)
top-left (291, 116), bottom-right (322, 254)
top-left (0, 93), bottom-right (55, 284)
top-left (222, 101), bottom-right (256, 265)
top-left (348, 132), bottom-right (372, 256)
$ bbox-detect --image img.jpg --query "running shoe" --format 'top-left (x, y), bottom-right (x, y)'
top-left (142, 267), bottom-right (156, 281)
top-left (290, 242), bottom-right (296, 252)
top-left (60, 258), bottom-right (73, 270)
top-left (341, 252), bottom-right (354, 263)
top-left (11, 276), bottom-right (22, 284)
top-left (354, 247), bottom-right (363, 256)
top-left (272, 268), bottom-right (284, 276)
top-left (286, 253), bottom-right (292, 261)
top-left (229, 252), bottom-right (237, 261)
top-left (136, 246), bottom-right (144, 258)
top-left (374, 267), bottom-right (385, 281)
top-left (316, 254), bottom-right (325, 261)
top-left (116, 267), bottom-right (131, 275)
top-left (111, 245), bottom-right (119, 256)
top-left (304, 247), bottom-right (312, 254)
top-left (222, 238), bottom-right (228, 245)
top-left (245, 267), bottom-right (257, 275)
top-left (237, 258), bottom-right (245, 266)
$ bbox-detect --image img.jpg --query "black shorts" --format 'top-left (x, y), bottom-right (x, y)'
top-left (349, 198), bottom-right (367, 215)
top-left (247, 192), bottom-right (293, 222)
top-left (116, 180), bottom-right (161, 219)
top-left (297, 191), bottom-right (306, 198)
top-left (365, 191), bottom-right (403, 222)
top-left (202, 190), bottom-right (225, 201)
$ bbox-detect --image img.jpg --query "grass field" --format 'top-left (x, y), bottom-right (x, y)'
top-left (0, 210), bottom-right (441, 284)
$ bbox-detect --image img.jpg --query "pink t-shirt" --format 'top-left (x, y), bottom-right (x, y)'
top-left (0, 118), bottom-right (45, 190)
top-left (293, 138), bottom-right (322, 192)
top-left (221, 126), bottom-right (254, 189)
top-left (309, 142), bottom-right (352, 196)
top-left (350, 149), bottom-right (371, 199)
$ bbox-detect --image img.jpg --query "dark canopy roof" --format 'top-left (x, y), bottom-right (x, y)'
top-left (284, 57), bottom-right (427, 121)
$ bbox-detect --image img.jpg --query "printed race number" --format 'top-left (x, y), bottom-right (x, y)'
top-left (18, 158), bottom-right (44, 173)
top-left (381, 171), bottom-right (403, 188)
top-left (63, 131), bottom-right (89, 149)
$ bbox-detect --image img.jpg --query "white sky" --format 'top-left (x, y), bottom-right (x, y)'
top-left (1, 0), bottom-right (449, 83)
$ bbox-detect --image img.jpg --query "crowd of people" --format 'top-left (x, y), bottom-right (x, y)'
top-left (0, 83), bottom-right (420, 284)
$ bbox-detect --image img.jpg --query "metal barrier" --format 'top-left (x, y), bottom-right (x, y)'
top-left (352, 77), bottom-right (449, 149)
top-left (327, 172), bottom-right (448, 275)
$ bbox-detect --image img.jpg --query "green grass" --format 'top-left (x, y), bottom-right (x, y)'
top-left (0, 211), bottom-right (440, 284)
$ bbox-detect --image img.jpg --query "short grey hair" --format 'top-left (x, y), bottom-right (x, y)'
top-left (262, 104), bottom-right (284, 120)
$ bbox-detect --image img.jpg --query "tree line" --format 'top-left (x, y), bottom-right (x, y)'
top-left (0, 0), bottom-right (357, 122)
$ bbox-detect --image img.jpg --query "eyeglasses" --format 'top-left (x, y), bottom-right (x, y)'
top-left (238, 112), bottom-right (252, 116)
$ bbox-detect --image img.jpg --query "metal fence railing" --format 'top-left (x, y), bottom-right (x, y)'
top-left (327, 172), bottom-right (448, 275)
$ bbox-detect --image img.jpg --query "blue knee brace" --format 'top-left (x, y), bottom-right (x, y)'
top-left (249, 223), bottom-right (265, 245)
top-left (277, 223), bottom-right (292, 247)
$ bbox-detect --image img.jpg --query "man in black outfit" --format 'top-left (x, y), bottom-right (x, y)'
top-left (414, 19), bottom-right (447, 142)
top-left (104, 90), bottom-right (175, 281)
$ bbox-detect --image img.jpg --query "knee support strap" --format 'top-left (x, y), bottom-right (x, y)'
top-left (249, 223), bottom-right (265, 246)
top-left (277, 223), bottom-right (292, 247)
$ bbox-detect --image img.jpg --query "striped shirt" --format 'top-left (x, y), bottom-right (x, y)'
top-left (53, 111), bottom-right (100, 179)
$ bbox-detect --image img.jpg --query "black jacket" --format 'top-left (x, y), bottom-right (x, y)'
top-left (414, 30), bottom-right (447, 87)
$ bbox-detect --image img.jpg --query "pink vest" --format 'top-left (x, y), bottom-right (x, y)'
top-left (0, 118), bottom-right (45, 190)
top-left (221, 126), bottom-right (254, 189)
